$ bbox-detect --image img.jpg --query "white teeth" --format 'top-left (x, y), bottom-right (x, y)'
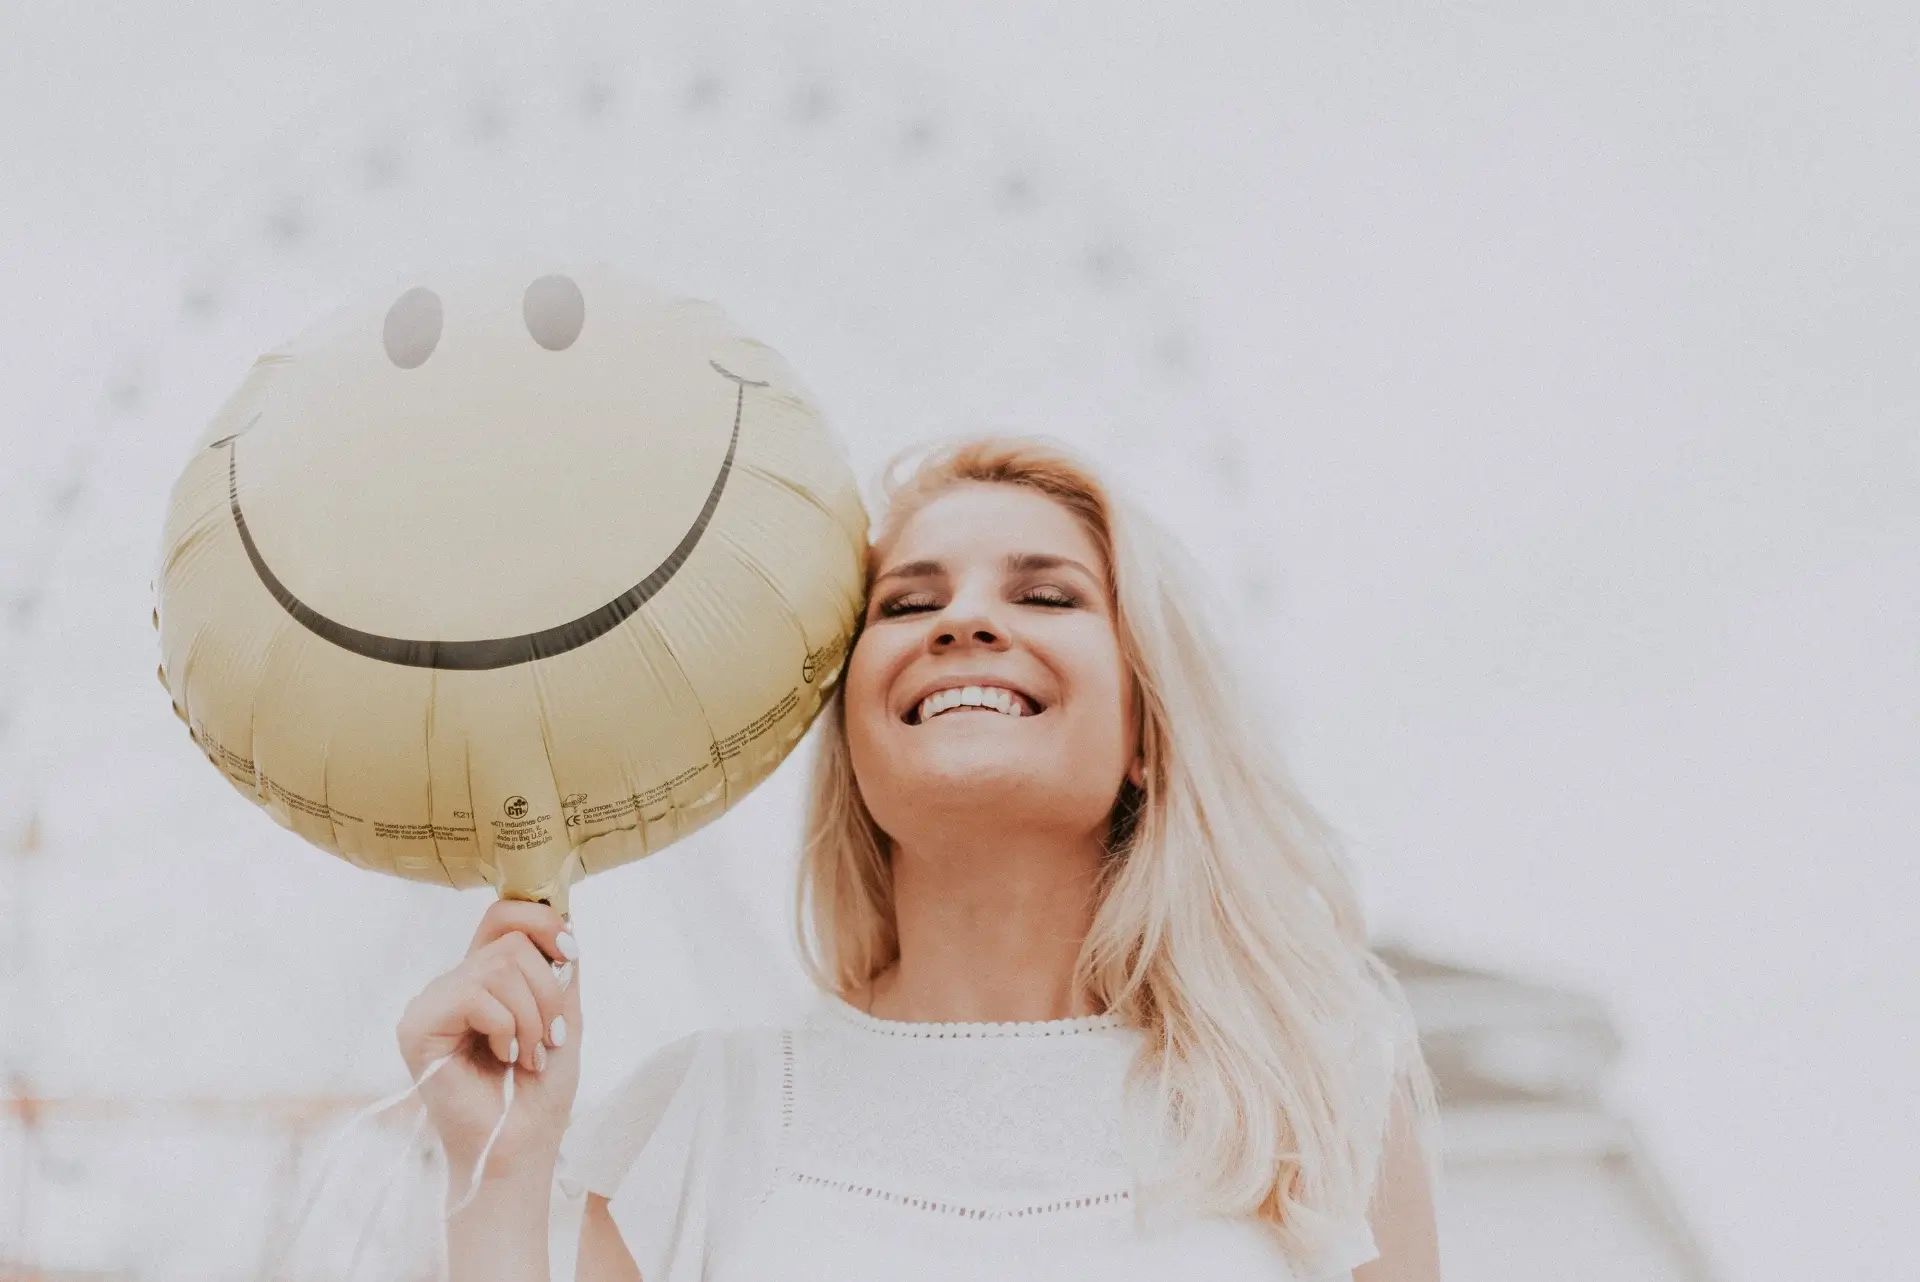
top-left (915, 685), bottom-right (1031, 723)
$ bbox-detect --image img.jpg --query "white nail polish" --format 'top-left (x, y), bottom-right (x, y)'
top-left (506, 1036), bottom-right (519, 1065)
top-left (555, 932), bottom-right (579, 962)
top-left (534, 1042), bottom-right (547, 1073)
top-left (555, 961), bottom-right (575, 992)
top-left (549, 1015), bottom-right (568, 1048)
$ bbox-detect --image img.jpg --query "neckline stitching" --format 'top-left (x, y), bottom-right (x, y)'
top-left (818, 992), bottom-right (1128, 1038)
top-left (783, 1168), bottom-right (1132, 1219)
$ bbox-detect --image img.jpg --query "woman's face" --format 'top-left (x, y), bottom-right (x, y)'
top-left (845, 482), bottom-right (1140, 846)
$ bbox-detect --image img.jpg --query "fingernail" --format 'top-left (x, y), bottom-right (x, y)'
top-left (555, 932), bottom-right (579, 962)
top-left (505, 1036), bottom-right (519, 1065)
top-left (534, 1042), bottom-right (548, 1073)
top-left (555, 961), bottom-right (575, 992)
top-left (549, 1015), bottom-right (568, 1048)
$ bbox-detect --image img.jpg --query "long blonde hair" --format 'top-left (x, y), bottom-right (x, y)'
top-left (797, 435), bottom-right (1441, 1267)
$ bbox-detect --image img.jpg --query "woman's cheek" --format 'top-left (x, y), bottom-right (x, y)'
top-left (843, 632), bottom-right (889, 714)
top-left (843, 643), bottom-right (902, 760)
top-left (1082, 639), bottom-right (1135, 770)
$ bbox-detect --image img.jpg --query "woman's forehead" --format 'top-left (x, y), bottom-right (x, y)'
top-left (876, 483), bottom-right (1103, 568)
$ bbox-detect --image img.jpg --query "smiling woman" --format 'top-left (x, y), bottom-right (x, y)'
top-left (393, 434), bottom-right (1448, 1280)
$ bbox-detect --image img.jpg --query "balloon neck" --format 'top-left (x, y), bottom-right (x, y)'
top-left (497, 849), bottom-right (584, 918)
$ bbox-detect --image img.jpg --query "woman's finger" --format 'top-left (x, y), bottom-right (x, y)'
top-left (456, 986), bottom-right (521, 1068)
top-left (478, 945), bottom-right (547, 1072)
top-left (501, 932), bottom-right (569, 1067)
top-left (468, 898), bottom-right (576, 968)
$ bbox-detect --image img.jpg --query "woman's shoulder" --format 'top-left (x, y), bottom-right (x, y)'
top-left (555, 1021), bottom-right (790, 1199)
top-left (570, 1023), bottom-right (789, 1143)
top-left (549, 1023), bottom-right (794, 1282)
top-left (624, 1022), bottom-right (792, 1088)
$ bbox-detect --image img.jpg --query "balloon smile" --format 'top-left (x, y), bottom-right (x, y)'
top-left (216, 359), bottom-right (762, 671)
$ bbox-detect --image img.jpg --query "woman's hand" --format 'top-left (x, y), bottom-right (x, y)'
top-left (396, 898), bottom-right (583, 1182)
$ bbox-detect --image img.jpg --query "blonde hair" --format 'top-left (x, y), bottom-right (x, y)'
top-left (797, 435), bottom-right (1442, 1267)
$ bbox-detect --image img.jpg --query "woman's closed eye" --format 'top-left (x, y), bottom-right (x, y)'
top-left (874, 584), bottom-right (1081, 618)
top-left (876, 591), bottom-right (941, 617)
top-left (1018, 584), bottom-right (1079, 609)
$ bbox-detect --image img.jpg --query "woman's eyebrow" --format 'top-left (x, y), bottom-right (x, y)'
top-left (872, 558), bottom-right (944, 587)
top-left (1004, 552), bottom-right (1097, 580)
top-left (873, 553), bottom-right (1099, 587)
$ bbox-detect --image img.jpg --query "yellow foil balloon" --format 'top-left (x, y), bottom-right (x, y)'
top-left (154, 265), bottom-right (868, 912)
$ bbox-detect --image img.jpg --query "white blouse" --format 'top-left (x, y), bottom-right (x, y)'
top-left (549, 994), bottom-right (1380, 1282)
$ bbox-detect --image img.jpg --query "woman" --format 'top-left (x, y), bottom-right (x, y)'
top-left (398, 436), bottom-right (1445, 1281)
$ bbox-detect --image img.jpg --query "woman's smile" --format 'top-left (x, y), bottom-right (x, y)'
top-left (903, 680), bottom-right (1043, 724)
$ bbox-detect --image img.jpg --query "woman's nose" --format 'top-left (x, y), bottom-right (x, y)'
top-left (928, 607), bottom-right (1009, 653)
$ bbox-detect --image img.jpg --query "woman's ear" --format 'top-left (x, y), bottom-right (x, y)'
top-left (1127, 755), bottom-right (1146, 789)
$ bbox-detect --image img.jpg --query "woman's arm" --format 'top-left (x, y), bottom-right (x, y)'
top-left (444, 1166), bottom-right (562, 1281)
top-left (577, 1194), bottom-right (645, 1282)
top-left (1352, 1088), bottom-right (1443, 1282)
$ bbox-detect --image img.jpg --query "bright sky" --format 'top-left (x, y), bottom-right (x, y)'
top-left (1, 4), bottom-right (1915, 1281)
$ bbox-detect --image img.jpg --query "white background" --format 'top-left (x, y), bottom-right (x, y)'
top-left (1, 4), bottom-right (1915, 1281)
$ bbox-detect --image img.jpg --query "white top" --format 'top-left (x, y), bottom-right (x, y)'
top-left (549, 994), bottom-right (1380, 1282)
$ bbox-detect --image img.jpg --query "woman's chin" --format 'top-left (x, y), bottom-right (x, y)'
top-left (883, 746), bottom-right (1115, 828)
top-left (899, 740), bottom-right (1047, 793)
top-left (852, 712), bottom-right (1123, 831)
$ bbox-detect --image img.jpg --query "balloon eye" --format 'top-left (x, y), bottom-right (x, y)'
top-left (524, 274), bottom-right (586, 351)
top-left (383, 287), bottom-right (443, 369)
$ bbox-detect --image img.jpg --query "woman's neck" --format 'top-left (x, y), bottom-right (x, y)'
top-left (864, 829), bottom-right (1107, 1024)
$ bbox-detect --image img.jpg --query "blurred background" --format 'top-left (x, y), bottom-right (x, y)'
top-left (1, 3), bottom-right (1915, 1280)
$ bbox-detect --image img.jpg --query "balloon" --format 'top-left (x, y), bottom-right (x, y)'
top-left (153, 264), bottom-right (868, 911)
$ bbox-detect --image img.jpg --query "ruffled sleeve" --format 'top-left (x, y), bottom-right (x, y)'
top-left (1321, 1213), bottom-right (1380, 1277)
top-left (1306, 1017), bottom-right (1398, 1278)
top-left (548, 1032), bottom-right (715, 1282)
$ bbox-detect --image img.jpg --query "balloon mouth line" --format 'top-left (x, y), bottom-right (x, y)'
top-left (214, 362), bottom-right (751, 670)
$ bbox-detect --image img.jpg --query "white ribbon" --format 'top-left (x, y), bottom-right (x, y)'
top-left (264, 1047), bottom-right (519, 1279)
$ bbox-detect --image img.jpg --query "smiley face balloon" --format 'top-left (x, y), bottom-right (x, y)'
top-left (154, 264), bottom-right (868, 911)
